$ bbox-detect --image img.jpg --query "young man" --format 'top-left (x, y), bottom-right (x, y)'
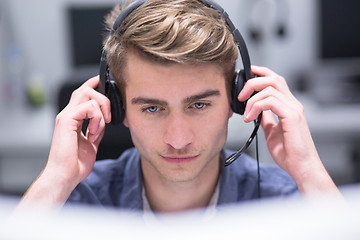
top-left (18, 0), bottom-right (340, 213)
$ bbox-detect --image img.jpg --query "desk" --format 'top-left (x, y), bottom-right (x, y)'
top-left (302, 96), bottom-right (360, 185)
top-left (0, 105), bottom-right (55, 194)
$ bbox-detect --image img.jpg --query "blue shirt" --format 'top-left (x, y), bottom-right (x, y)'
top-left (67, 148), bottom-right (298, 210)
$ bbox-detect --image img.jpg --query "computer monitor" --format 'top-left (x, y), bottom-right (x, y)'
top-left (314, 0), bottom-right (360, 104)
top-left (318, 0), bottom-right (360, 62)
top-left (67, 5), bottom-right (112, 67)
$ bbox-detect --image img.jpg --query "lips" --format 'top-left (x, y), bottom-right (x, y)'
top-left (161, 155), bottom-right (199, 164)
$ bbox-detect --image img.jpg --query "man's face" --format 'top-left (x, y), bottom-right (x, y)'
top-left (123, 51), bottom-right (232, 184)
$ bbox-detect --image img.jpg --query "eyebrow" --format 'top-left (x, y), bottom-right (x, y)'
top-left (183, 90), bottom-right (220, 104)
top-left (131, 97), bottom-right (167, 106)
top-left (131, 89), bottom-right (221, 106)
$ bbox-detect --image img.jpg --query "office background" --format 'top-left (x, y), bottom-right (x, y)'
top-left (0, 0), bottom-right (359, 196)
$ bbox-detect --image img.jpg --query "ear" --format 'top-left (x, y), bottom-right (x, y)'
top-left (228, 108), bottom-right (234, 119)
top-left (122, 115), bottom-right (129, 128)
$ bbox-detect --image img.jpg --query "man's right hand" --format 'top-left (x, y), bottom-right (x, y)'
top-left (17, 76), bottom-right (112, 209)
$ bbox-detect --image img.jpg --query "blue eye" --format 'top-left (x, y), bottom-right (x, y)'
top-left (146, 106), bottom-right (159, 113)
top-left (194, 102), bottom-right (206, 109)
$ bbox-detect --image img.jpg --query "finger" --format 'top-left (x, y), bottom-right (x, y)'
top-left (66, 76), bottom-right (112, 123)
top-left (53, 99), bottom-right (106, 147)
top-left (251, 65), bottom-right (277, 77)
top-left (68, 99), bottom-right (106, 142)
top-left (87, 121), bottom-right (105, 144)
top-left (85, 100), bottom-right (106, 143)
top-left (87, 115), bottom-right (106, 144)
top-left (260, 110), bottom-right (277, 133)
top-left (70, 76), bottom-right (101, 104)
top-left (245, 85), bottom-right (292, 116)
top-left (87, 126), bottom-right (105, 146)
top-left (244, 92), bottom-right (292, 123)
top-left (238, 75), bottom-right (291, 103)
top-left (68, 76), bottom-right (101, 105)
top-left (82, 75), bottom-right (101, 89)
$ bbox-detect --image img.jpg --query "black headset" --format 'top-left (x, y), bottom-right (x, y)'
top-left (98, 0), bottom-right (262, 166)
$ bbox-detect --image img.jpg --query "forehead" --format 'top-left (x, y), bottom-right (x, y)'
top-left (123, 51), bottom-right (227, 95)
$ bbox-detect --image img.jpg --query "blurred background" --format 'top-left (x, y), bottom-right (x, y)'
top-left (0, 0), bottom-right (359, 197)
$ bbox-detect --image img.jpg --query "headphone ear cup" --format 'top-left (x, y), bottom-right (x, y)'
top-left (231, 70), bottom-right (246, 115)
top-left (106, 81), bottom-right (125, 125)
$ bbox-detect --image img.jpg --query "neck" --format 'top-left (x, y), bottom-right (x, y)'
top-left (141, 155), bottom-right (221, 213)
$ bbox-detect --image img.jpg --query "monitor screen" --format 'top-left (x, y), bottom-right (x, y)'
top-left (319, 0), bottom-right (360, 59)
top-left (68, 6), bottom-right (112, 67)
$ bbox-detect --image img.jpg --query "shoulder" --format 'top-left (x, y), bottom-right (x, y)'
top-left (67, 148), bottom-right (143, 208)
top-left (87, 147), bottom-right (141, 185)
top-left (219, 149), bottom-right (298, 203)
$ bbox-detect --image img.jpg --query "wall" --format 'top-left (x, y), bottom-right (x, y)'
top-left (0, 0), bottom-right (318, 101)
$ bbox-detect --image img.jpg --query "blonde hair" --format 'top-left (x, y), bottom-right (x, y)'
top-left (103, 0), bottom-right (238, 99)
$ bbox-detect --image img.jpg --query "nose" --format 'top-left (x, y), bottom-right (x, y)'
top-left (163, 112), bottom-right (194, 150)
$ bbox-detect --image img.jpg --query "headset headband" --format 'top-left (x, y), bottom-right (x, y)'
top-left (202, 0), bottom-right (253, 80)
top-left (108, 0), bottom-right (253, 80)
